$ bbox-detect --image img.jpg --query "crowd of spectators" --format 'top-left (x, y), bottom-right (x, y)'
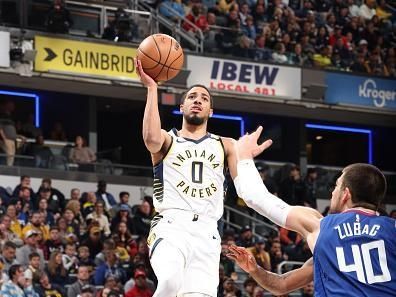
top-left (0, 176), bottom-right (156, 297)
top-left (159, 0), bottom-right (396, 76)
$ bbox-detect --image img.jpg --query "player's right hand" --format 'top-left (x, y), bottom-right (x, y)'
top-left (227, 244), bottom-right (258, 274)
top-left (135, 59), bottom-right (157, 88)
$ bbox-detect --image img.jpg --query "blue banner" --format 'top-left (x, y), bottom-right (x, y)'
top-left (325, 72), bottom-right (396, 110)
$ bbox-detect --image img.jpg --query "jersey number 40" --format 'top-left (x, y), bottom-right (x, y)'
top-left (336, 239), bottom-right (391, 284)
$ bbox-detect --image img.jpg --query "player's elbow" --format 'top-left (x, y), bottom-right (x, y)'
top-left (144, 138), bottom-right (162, 154)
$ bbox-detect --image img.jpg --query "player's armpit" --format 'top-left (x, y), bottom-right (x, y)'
top-left (286, 207), bottom-right (322, 239)
top-left (150, 130), bottom-right (172, 164)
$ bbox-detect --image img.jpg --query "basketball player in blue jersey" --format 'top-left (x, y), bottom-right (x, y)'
top-left (135, 60), bottom-right (271, 297)
top-left (232, 127), bottom-right (395, 297)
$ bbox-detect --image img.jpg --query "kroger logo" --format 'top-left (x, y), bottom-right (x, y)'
top-left (358, 79), bottom-right (396, 108)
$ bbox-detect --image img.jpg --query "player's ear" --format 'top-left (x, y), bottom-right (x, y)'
top-left (209, 109), bottom-right (213, 118)
top-left (180, 104), bottom-right (184, 112)
top-left (343, 187), bottom-right (352, 203)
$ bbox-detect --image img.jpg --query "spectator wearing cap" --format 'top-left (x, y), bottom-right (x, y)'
top-left (124, 263), bottom-right (155, 293)
top-left (236, 225), bottom-right (257, 248)
top-left (125, 270), bottom-right (153, 297)
top-left (16, 229), bottom-right (45, 269)
top-left (247, 239), bottom-right (271, 271)
top-left (0, 264), bottom-right (39, 297)
top-left (35, 271), bottom-right (66, 297)
top-left (67, 266), bottom-right (96, 297)
top-left (80, 225), bottom-right (103, 260)
top-left (111, 204), bottom-right (134, 234)
top-left (37, 178), bottom-right (65, 212)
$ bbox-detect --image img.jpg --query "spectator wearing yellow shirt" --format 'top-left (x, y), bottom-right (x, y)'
top-left (6, 205), bottom-right (22, 239)
top-left (22, 211), bottom-right (47, 241)
top-left (376, 0), bottom-right (392, 20)
top-left (313, 45), bottom-right (333, 67)
top-left (247, 240), bottom-right (271, 271)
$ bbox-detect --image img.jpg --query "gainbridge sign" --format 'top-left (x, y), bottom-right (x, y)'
top-left (34, 35), bottom-right (138, 80)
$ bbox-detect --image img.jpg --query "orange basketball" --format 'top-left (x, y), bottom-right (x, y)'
top-left (136, 33), bottom-right (184, 82)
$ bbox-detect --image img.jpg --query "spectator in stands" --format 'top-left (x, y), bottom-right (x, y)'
top-left (0, 264), bottom-right (38, 297)
top-left (365, 49), bottom-right (389, 76)
top-left (313, 45), bottom-right (333, 67)
top-left (6, 205), bottom-right (22, 239)
top-left (12, 175), bottom-right (35, 201)
top-left (45, 0), bottom-right (73, 34)
top-left (158, 0), bottom-right (185, 21)
top-left (38, 178), bottom-right (66, 211)
top-left (55, 217), bottom-right (68, 244)
top-left (44, 226), bottom-right (63, 260)
top-left (269, 237), bottom-right (287, 272)
top-left (303, 168), bottom-right (318, 208)
top-left (247, 240), bottom-right (271, 271)
top-left (220, 241), bottom-right (235, 277)
top-left (69, 135), bottom-right (96, 164)
top-left (63, 207), bottom-right (80, 239)
top-left (16, 229), bottom-right (44, 269)
top-left (35, 271), bottom-right (66, 296)
top-left (65, 199), bottom-right (86, 233)
top-left (278, 164), bottom-right (305, 206)
top-left (132, 198), bottom-right (153, 238)
top-left (82, 192), bottom-right (97, 218)
top-left (22, 211), bottom-right (43, 240)
top-left (25, 135), bottom-right (53, 168)
top-left (94, 249), bottom-right (126, 286)
top-left (0, 241), bottom-right (18, 276)
top-left (112, 191), bottom-right (131, 216)
top-left (102, 8), bottom-right (138, 43)
top-left (86, 201), bottom-right (111, 237)
top-left (95, 180), bottom-right (116, 210)
top-left (80, 225), bottom-right (103, 259)
top-left (77, 246), bottom-right (95, 274)
top-left (46, 250), bottom-right (68, 286)
top-left (111, 206), bottom-right (134, 234)
top-left (183, 4), bottom-right (209, 33)
top-left (302, 281), bottom-right (314, 297)
top-left (63, 242), bottom-right (79, 277)
top-left (359, 0), bottom-right (376, 21)
top-left (125, 270), bottom-right (153, 297)
top-left (272, 42), bottom-right (289, 63)
top-left (256, 162), bottom-right (278, 195)
top-left (0, 100), bottom-right (18, 166)
top-left (49, 121), bottom-right (68, 141)
top-left (24, 252), bottom-right (43, 285)
top-left (243, 277), bottom-right (257, 297)
top-left (237, 225), bottom-right (256, 247)
top-left (253, 35), bottom-right (271, 61)
top-left (222, 277), bottom-right (242, 297)
top-left (37, 198), bottom-right (55, 227)
top-left (0, 215), bottom-right (23, 247)
top-left (67, 266), bottom-right (96, 297)
top-left (69, 188), bottom-right (81, 201)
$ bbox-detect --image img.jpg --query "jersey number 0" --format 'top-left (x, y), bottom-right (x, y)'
top-left (336, 239), bottom-right (391, 284)
top-left (191, 161), bottom-right (203, 184)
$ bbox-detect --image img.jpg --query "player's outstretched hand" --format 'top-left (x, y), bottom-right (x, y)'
top-left (235, 126), bottom-right (273, 160)
top-left (135, 59), bottom-right (157, 88)
top-left (227, 244), bottom-right (258, 274)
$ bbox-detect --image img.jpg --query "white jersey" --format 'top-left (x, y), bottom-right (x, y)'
top-left (153, 128), bottom-right (226, 220)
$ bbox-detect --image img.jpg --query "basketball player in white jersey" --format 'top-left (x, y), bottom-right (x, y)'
top-left (135, 60), bottom-right (271, 297)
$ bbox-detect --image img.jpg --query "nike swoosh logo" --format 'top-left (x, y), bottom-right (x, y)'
top-left (176, 139), bottom-right (187, 143)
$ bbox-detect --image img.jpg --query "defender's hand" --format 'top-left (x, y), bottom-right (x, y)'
top-left (227, 244), bottom-right (258, 274)
top-left (235, 126), bottom-right (272, 160)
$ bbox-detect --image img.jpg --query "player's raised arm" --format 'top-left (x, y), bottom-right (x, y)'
top-left (136, 59), bottom-right (170, 155)
top-left (227, 245), bottom-right (313, 295)
top-left (233, 127), bottom-right (322, 247)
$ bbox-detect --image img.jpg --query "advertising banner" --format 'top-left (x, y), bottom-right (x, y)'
top-left (325, 72), bottom-right (396, 110)
top-left (34, 36), bottom-right (138, 81)
top-left (187, 56), bottom-right (301, 99)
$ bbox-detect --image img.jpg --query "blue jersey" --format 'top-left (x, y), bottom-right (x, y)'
top-left (314, 210), bottom-right (396, 296)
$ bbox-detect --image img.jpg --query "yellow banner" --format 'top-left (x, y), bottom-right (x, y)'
top-left (34, 35), bottom-right (138, 80)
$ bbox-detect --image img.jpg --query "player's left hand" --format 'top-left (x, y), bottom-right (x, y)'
top-left (235, 126), bottom-right (273, 160)
top-left (227, 244), bottom-right (258, 274)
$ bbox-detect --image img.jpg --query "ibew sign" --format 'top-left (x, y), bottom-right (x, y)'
top-left (325, 72), bottom-right (396, 110)
top-left (187, 56), bottom-right (301, 99)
